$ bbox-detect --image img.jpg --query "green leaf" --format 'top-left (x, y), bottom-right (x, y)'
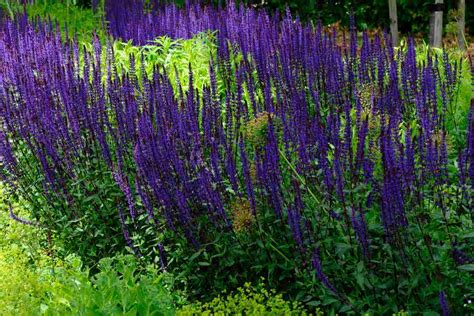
top-left (462, 232), bottom-right (474, 239)
top-left (458, 264), bottom-right (474, 272)
top-left (321, 296), bottom-right (339, 306)
top-left (355, 272), bottom-right (365, 290)
top-left (335, 243), bottom-right (351, 256)
top-left (188, 251), bottom-right (202, 262)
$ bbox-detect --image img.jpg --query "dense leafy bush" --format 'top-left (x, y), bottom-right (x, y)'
top-left (1, 1), bottom-right (473, 314)
top-left (0, 17), bottom-right (216, 264)
top-left (178, 282), bottom-right (310, 315)
top-left (0, 188), bottom-right (51, 314)
top-left (0, 199), bottom-right (183, 315)
top-left (44, 255), bottom-right (182, 315)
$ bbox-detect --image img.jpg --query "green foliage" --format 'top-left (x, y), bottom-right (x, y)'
top-left (178, 282), bottom-right (310, 315)
top-left (4, 144), bottom-right (127, 266)
top-left (0, 0), bottom-right (105, 41)
top-left (0, 197), bottom-right (310, 315)
top-left (0, 188), bottom-right (183, 316)
top-left (0, 188), bottom-right (52, 315)
top-left (42, 255), bottom-right (182, 315)
top-left (108, 31), bottom-right (217, 93)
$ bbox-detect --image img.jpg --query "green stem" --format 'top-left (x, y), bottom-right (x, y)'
top-left (278, 149), bottom-right (329, 214)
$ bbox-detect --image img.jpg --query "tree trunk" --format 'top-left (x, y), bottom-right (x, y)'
top-left (457, 0), bottom-right (466, 50)
top-left (388, 0), bottom-right (399, 47)
top-left (429, 0), bottom-right (444, 48)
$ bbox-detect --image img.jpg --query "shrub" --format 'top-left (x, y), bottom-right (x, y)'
top-left (0, 189), bottom-right (50, 315)
top-left (0, 188), bottom-right (183, 315)
top-left (43, 255), bottom-right (182, 315)
top-left (178, 282), bottom-right (311, 315)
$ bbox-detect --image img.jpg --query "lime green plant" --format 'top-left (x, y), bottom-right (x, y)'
top-left (0, 187), bottom-right (54, 315)
top-left (109, 32), bottom-right (217, 94)
top-left (41, 255), bottom-right (183, 316)
top-left (0, 186), bottom-right (183, 316)
top-left (178, 282), bottom-right (311, 315)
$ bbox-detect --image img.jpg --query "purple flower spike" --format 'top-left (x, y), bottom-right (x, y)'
top-left (439, 291), bottom-right (450, 316)
top-left (312, 248), bottom-right (339, 295)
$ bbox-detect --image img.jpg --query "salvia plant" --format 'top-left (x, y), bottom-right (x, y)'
top-left (0, 1), bottom-right (473, 313)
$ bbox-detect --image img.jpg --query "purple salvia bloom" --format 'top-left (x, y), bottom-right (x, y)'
top-left (91, 0), bottom-right (100, 13)
top-left (438, 130), bottom-right (449, 184)
top-left (0, 130), bottom-right (16, 172)
top-left (380, 119), bottom-right (407, 235)
top-left (293, 179), bottom-right (304, 214)
top-left (355, 118), bottom-right (369, 174)
top-left (9, 203), bottom-right (39, 227)
top-left (343, 99), bottom-right (353, 169)
top-left (333, 157), bottom-right (345, 202)
top-left (403, 127), bottom-right (415, 189)
top-left (351, 208), bottom-right (370, 258)
top-left (312, 248), bottom-right (339, 295)
top-left (157, 242), bottom-right (168, 270)
top-left (466, 102), bottom-right (474, 186)
top-left (439, 291), bottom-right (450, 316)
top-left (113, 168), bottom-right (137, 221)
top-left (451, 243), bottom-right (474, 265)
top-left (330, 211), bottom-right (343, 221)
top-left (287, 208), bottom-right (303, 251)
top-left (135, 176), bottom-right (158, 225)
top-left (263, 119), bottom-right (283, 217)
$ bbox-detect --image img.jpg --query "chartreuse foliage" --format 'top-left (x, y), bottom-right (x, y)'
top-left (178, 282), bottom-right (311, 315)
top-left (106, 32), bottom-right (218, 93)
top-left (0, 190), bottom-right (180, 315)
top-left (0, 188), bottom-right (51, 315)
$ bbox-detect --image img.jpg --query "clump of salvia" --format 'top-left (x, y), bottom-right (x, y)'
top-left (0, 1), bottom-right (472, 312)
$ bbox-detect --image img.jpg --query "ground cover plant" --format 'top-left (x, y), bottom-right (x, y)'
top-left (0, 0), bottom-right (473, 314)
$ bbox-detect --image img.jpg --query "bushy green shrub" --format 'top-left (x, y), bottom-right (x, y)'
top-left (0, 191), bottom-right (183, 316)
top-left (42, 255), bottom-right (183, 315)
top-left (0, 29), bottom-right (217, 265)
top-left (178, 282), bottom-right (311, 315)
top-left (107, 32), bottom-right (217, 93)
top-left (0, 193), bottom-right (51, 315)
top-left (1, 2), bottom-right (473, 315)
